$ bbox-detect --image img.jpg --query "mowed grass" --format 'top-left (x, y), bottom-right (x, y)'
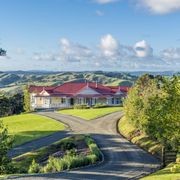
top-left (0, 114), bottom-right (65, 146)
top-left (59, 107), bottom-right (122, 120)
top-left (141, 162), bottom-right (180, 180)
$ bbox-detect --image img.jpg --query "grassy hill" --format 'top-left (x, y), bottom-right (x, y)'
top-left (0, 71), bottom-right (137, 94)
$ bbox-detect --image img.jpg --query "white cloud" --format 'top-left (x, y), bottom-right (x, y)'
top-left (161, 48), bottom-right (180, 59)
top-left (15, 48), bottom-right (25, 55)
top-left (29, 36), bottom-right (180, 71)
top-left (0, 55), bottom-right (11, 60)
top-left (137, 0), bottom-right (180, 14)
top-left (134, 40), bottom-right (153, 58)
top-left (32, 52), bottom-right (58, 61)
top-left (100, 34), bottom-right (119, 57)
top-left (59, 38), bottom-right (93, 62)
top-left (96, 10), bottom-right (104, 16)
top-left (94, 0), bottom-right (119, 4)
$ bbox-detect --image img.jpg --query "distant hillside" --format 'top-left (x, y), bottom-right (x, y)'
top-left (0, 71), bottom-right (137, 94)
top-left (0, 70), bottom-right (178, 94)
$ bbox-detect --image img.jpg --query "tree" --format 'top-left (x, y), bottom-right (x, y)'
top-left (124, 74), bottom-right (180, 150)
top-left (23, 85), bottom-right (31, 112)
top-left (0, 120), bottom-right (14, 174)
top-left (0, 48), bottom-right (6, 56)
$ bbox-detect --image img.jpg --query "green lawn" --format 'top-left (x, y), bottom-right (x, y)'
top-left (141, 162), bottom-right (180, 180)
top-left (0, 114), bottom-right (65, 146)
top-left (59, 107), bottom-right (122, 120)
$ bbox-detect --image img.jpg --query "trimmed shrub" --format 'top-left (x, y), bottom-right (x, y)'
top-left (93, 103), bottom-right (108, 109)
top-left (43, 156), bottom-right (56, 173)
top-left (28, 159), bottom-right (41, 174)
top-left (87, 154), bottom-right (98, 164)
top-left (73, 104), bottom-right (90, 109)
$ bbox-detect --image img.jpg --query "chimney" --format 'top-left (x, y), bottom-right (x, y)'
top-left (118, 86), bottom-right (121, 92)
top-left (96, 81), bottom-right (98, 88)
top-left (87, 81), bottom-right (89, 88)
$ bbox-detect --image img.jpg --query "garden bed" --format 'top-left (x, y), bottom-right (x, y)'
top-left (12, 135), bottom-right (102, 174)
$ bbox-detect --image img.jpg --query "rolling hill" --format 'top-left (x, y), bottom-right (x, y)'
top-left (0, 71), bottom-right (136, 94)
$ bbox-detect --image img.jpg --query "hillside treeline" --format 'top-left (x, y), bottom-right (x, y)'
top-left (124, 74), bottom-right (180, 150)
top-left (0, 93), bottom-right (24, 117)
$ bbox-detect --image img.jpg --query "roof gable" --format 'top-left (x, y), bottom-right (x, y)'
top-left (39, 90), bottom-right (50, 96)
top-left (76, 86), bottom-right (100, 95)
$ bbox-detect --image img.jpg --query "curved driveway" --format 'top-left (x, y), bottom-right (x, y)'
top-left (9, 111), bottom-right (161, 180)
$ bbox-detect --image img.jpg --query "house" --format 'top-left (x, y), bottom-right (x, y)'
top-left (29, 82), bottom-right (130, 109)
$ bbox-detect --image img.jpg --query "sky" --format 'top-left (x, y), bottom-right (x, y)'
top-left (0, 0), bottom-right (180, 71)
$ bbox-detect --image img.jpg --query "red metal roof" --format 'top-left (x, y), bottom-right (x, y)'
top-left (29, 85), bottom-right (56, 93)
top-left (29, 82), bottom-right (129, 97)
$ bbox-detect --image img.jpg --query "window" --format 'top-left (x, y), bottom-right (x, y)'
top-left (61, 98), bottom-right (66, 104)
top-left (116, 98), bottom-right (120, 104)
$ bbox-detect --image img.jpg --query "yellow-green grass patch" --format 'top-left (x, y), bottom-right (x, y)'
top-left (141, 162), bottom-right (180, 180)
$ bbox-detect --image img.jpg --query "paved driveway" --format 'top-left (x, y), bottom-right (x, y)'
top-left (8, 111), bottom-right (161, 180)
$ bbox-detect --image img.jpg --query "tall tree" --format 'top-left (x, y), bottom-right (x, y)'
top-left (0, 120), bottom-right (14, 174)
top-left (23, 86), bottom-right (31, 112)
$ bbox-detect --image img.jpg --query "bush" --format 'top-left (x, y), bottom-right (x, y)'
top-left (93, 103), bottom-right (108, 109)
top-left (28, 159), bottom-right (41, 174)
top-left (73, 104), bottom-right (90, 109)
top-left (87, 154), bottom-right (98, 164)
top-left (85, 136), bottom-right (101, 160)
top-left (43, 156), bottom-right (68, 173)
top-left (61, 141), bottom-right (76, 151)
top-left (0, 120), bottom-right (14, 175)
top-left (30, 136), bottom-right (102, 174)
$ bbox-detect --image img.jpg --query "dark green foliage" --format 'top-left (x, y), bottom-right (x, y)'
top-left (0, 120), bottom-right (14, 174)
top-left (124, 74), bottom-right (180, 150)
top-left (0, 93), bottom-right (23, 117)
top-left (61, 141), bottom-right (76, 151)
top-left (23, 85), bottom-right (31, 112)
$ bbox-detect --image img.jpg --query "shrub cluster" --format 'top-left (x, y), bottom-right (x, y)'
top-left (93, 103), bottom-right (108, 109)
top-left (28, 136), bottom-right (102, 174)
top-left (73, 104), bottom-right (90, 109)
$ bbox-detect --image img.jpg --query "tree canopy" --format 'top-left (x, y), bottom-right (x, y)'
top-left (124, 74), bottom-right (180, 150)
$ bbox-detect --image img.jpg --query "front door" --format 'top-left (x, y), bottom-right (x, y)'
top-left (70, 98), bottom-right (74, 106)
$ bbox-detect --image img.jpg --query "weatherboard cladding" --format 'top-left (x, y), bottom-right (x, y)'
top-left (29, 82), bottom-right (129, 97)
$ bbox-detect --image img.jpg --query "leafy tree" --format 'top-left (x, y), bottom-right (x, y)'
top-left (124, 74), bottom-right (180, 150)
top-left (23, 86), bottom-right (31, 112)
top-left (0, 48), bottom-right (6, 56)
top-left (0, 120), bottom-right (14, 174)
top-left (0, 93), bottom-right (24, 117)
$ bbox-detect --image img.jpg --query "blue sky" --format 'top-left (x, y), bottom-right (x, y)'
top-left (0, 0), bottom-right (180, 71)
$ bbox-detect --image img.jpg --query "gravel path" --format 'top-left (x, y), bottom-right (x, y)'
top-left (8, 111), bottom-right (161, 180)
